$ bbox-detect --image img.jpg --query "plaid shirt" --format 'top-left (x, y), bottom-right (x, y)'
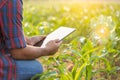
top-left (0, 0), bottom-right (26, 80)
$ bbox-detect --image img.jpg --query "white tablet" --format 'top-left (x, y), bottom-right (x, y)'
top-left (40, 27), bottom-right (76, 48)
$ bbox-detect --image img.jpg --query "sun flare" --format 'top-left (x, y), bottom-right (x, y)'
top-left (94, 26), bottom-right (110, 39)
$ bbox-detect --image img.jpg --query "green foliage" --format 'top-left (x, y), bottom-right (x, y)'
top-left (23, 1), bottom-right (120, 80)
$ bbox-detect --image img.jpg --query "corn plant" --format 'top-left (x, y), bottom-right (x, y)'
top-left (23, 1), bottom-right (120, 80)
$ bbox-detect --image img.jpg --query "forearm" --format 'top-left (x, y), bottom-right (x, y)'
top-left (10, 45), bottom-right (48, 60)
top-left (10, 39), bottom-right (61, 60)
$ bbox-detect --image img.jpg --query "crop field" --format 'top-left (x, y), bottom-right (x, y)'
top-left (23, 0), bottom-right (120, 80)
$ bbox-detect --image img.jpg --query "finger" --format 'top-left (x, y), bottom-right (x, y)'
top-left (39, 35), bottom-right (46, 38)
top-left (54, 39), bottom-right (60, 43)
top-left (40, 35), bottom-right (46, 38)
top-left (57, 41), bottom-right (62, 45)
top-left (38, 35), bottom-right (46, 41)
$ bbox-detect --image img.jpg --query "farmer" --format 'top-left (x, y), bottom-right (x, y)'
top-left (0, 0), bottom-right (62, 80)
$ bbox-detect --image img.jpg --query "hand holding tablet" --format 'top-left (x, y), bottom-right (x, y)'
top-left (34, 27), bottom-right (76, 47)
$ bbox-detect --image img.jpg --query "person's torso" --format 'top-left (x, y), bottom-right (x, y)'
top-left (0, 0), bottom-right (23, 80)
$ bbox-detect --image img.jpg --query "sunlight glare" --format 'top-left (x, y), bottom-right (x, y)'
top-left (94, 26), bottom-right (110, 39)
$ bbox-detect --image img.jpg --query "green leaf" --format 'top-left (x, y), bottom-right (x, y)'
top-left (86, 64), bottom-right (92, 80)
top-left (75, 63), bottom-right (87, 80)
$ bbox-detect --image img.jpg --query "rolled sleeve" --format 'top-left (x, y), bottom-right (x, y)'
top-left (0, 0), bottom-right (26, 49)
top-left (5, 34), bottom-right (26, 49)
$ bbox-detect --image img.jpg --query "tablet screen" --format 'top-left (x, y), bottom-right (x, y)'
top-left (40, 27), bottom-right (75, 48)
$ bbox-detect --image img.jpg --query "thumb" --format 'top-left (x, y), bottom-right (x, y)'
top-left (38, 35), bottom-right (46, 41)
top-left (58, 41), bottom-right (62, 45)
top-left (54, 39), bottom-right (61, 43)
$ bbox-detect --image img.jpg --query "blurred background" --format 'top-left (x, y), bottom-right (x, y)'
top-left (23, 0), bottom-right (120, 80)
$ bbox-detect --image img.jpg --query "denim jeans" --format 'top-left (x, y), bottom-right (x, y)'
top-left (15, 60), bottom-right (43, 80)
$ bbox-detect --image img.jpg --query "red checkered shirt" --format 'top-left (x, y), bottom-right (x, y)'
top-left (0, 0), bottom-right (26, 80)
